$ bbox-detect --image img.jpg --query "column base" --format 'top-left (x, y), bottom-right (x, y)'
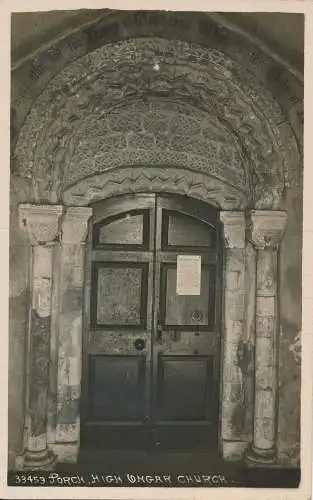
top-left (23, 448), bottom-right (58, 471)
top-left (51, 442), bottom-right (79, 464)
top-left (245, 444), bottom-right (276, 468)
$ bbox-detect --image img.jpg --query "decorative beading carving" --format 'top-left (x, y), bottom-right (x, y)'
top-left (61, 207), bottom-right (92, 244)
top-left (19, 204), bottom-right (63, 245)
top-left (13, 37), bottom-right (293, 209)
top-left (220, 211), bottom-right (246, 249)
top-left (248, 210), bottom-right (287, 249)
top-left (60, 100), bottom-right (244, 186)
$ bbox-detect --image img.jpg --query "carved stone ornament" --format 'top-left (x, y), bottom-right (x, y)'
top-left (13, 37), bottom-right (298, 209)
top-left (61, 207), bottom-right (93, 244)
top-left (220, 211), bottom-right (246, 249)
top-left (19, 204), bottom-right (63, 245)
top-left (248, 210), bottom-right (287, 249)
top-left (63, 166), bottom-right (247, 210)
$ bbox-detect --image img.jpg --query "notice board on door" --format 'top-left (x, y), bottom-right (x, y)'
top-left (176, 255), bottom-right (201, 296)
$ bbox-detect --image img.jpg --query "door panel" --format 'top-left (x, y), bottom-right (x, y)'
top-left (87, 355), bottom-right (146, 421)
top-left (81, 193), bottom-right (221, 450)
top-left (152, 196), bottom-right (220, 430)
top-left (163, 211), bottom-right (215, 248)
top-left (97, 212), bottom-right (146, 246)
top-left (94, 209), bottom-right (150, 249)
top-left (157, 356), bottom-right (214, 421)
top-left (82, 197), bottom-right (155, 446)
top-left (160, 265), bottom-right (215, 329)
top-left (91, 263), bottom-right (148, 328)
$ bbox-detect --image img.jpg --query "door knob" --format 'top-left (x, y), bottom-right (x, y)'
top-left (134, 338), bottom-right (145, 351)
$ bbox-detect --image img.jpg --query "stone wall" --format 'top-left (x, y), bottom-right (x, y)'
top-left (8, 175), bottom-right (32, 468)
top-left (277, 184), bottom-right (303, 466)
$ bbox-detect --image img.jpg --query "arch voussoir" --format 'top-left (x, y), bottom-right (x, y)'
top-left (12, 36), bottom-right (298, 210)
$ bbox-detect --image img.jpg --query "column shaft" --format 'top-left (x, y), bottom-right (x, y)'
top-left (253, 249), bottom-right (277, 453)
top-left (19, 204), bottom-right (63, 470)
top-left (54, 207), bottom-right (92, 463)
top-left (47, 242), bottom-right (61, 445)
top-left (246, 210), bottom-right (287, 466)
top-left (220, 212), bottom-right (247, 460)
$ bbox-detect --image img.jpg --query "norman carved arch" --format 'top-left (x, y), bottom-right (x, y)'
top-left (13, 36), bottom-right (300, 210)
top-left (63, 166), bottom-right (246, 209)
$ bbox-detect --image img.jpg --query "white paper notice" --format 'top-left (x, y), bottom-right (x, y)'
top-left (176, 255), bottom-right (201, 296)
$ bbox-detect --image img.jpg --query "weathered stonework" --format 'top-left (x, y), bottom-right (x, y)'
top-left (52, 207), bottom-right (92, 462)
top-left (220, 212), bottom-right (248, 458)
top-left (11, 12), bottom-right (302, 169)
top-left (13, 36), bottom-right (299, 210)
top-left (18, 204), bottom-right (63, 470)
top-left (243, 241), bottom-right (257, 441)
top-left (63, 166), bottom-right (246, 210)
top-left (248, 210), bottom-right (288, 249)
top-left (246, 210), bottom-right (287, 466)
top-left (47, 241), bottom-right (61, 445)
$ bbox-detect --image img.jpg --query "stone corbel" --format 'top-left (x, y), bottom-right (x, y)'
top-left (61, 206), bottom-right (93, 245)
top-left (220, 211), bottom-right (246, 249)
top-left (19, 204), bottom-right (63, 245)
top-left (247, 210), bottom-right (287, 250)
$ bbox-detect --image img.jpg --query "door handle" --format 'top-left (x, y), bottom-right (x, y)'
top-left (134, 338), bottom-right (146, 351)
top-left (171, 330), bottom-right (181, 342)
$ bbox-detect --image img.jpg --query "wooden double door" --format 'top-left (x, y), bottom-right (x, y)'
top-left (81, 194), bottom-right (222, 451)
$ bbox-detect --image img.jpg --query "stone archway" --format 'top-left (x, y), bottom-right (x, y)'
top-left (13, 36), bottom-right (300, 209)
top-left (12, 30), bottom-right (300, 469)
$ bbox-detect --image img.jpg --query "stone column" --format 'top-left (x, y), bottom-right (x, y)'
top-left (19, 204), bottom-right (63, 470)
top-left (53, 207), bottom-right (92, 463)
top-left (246, 210), bottom-right (287, 465)
top-left (220, 211), bottom-right (247, 460)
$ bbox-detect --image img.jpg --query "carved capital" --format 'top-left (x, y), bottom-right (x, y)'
top-left (61, 207), bottom-right (92, 244)
top-left (220, 211), bottom-right (246, 249)
top-left (248, 210), bottom-right (287, 249)
top-left (19, 204), bottom-right (63, 245)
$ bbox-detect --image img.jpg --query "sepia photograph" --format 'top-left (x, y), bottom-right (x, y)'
top-left (4, 2), bottom-right (310, 496)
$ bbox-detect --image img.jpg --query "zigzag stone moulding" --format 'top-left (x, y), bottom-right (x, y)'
top-left (13, 37), bottom-right (300, 209)
top-left (63, 166), bottom-right (247, 210)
